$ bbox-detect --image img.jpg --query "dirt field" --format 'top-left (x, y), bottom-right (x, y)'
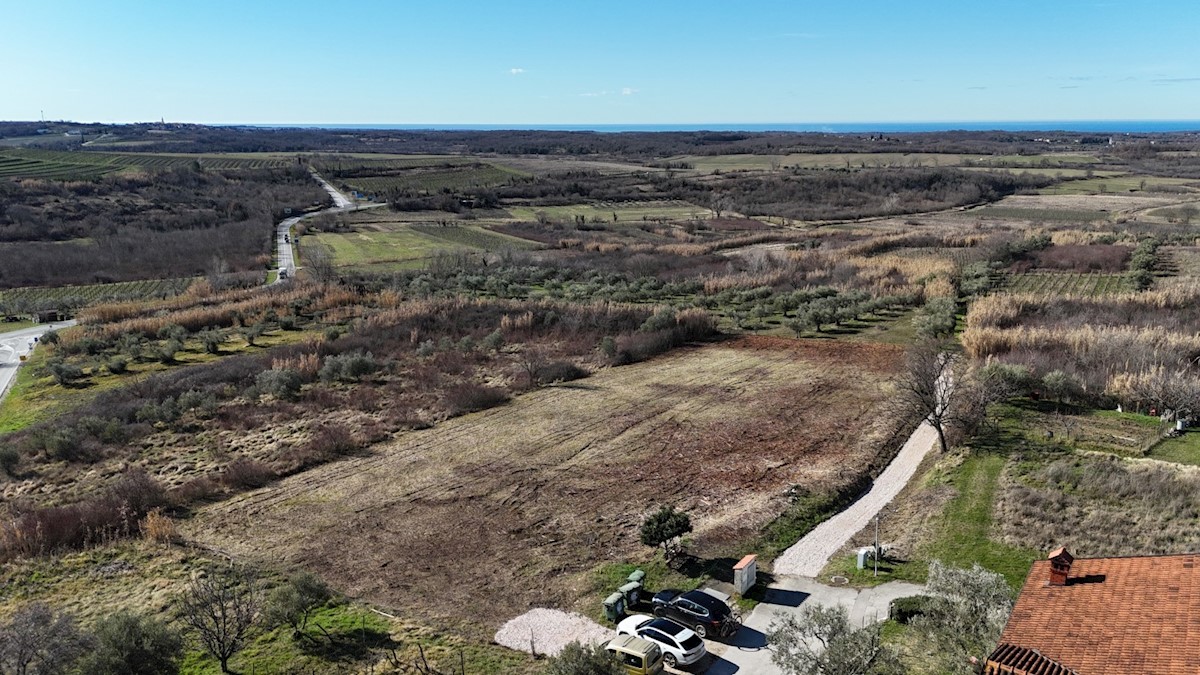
top-left (183, 337), bottom-right (900, 634)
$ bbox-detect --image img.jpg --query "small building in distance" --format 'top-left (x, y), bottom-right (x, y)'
top-left (985, 547), bottom-right (1200, 675)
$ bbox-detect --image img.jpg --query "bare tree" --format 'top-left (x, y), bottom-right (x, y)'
top-left (0, 603), bottom-right (89, 675)
top-left (300, 241), bottom-right (338, 286)
top-left (178, 567), bottom-right (260, 674)
top-left (892, 340), bottom-right (955, 453)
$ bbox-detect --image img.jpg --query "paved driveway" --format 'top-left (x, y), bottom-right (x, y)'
top-left (697, 577), bottom-right (925, 674)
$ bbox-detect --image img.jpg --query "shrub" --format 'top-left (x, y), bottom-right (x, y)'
top-left (547, 641), bottom-right (623, 675)
top-left (536, 360), bottom-right (590, 384)
top-left (222, 459), bottom-right (275, 490)
top-left (45, 358), bottom-right (85, 386)
top-left (278, 315), bottom-right (298, 330)
top-left (265, 572), bottom-right (333, 638)
top-left (140, 508), bottom-right (177, 545)
top-left (481, 329), bottom-right (504, 352)
top-left (889, 595), bottom-right (932, 624)
top-left (77, 611), bottom-right (183, 675)
top-left (198, 328), bottom-right (225, 354)
top-left (318, 351), bottom-right (379, 383)
top-left (443, 383), bottom-right (510, 415)
top-left (157, 339), bottom-right (183, 364)
top-left (106, 356), bottom-right (129, 374)
top-left (256, 368), bottom-right (302, 400)
top-left (639, 308), bottom-right (677, 333)
top-left (304, 425), bottom-right (361, 459)
top-left (599, 336), bottom-right (617, 360)
top-left (0, 447), bottom-right (19, 476)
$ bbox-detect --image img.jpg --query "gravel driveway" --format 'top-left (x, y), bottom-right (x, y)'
top-left (772, 419), bottom-right (940, 576)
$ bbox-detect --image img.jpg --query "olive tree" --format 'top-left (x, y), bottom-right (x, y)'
top-left (910, 561), bottom-right (1014, 674)
top-left (265, 571), bottom-right (333, 642)
top-left (546, 641), bottom-right (623, 675)
top-left (768, 603), bottom-right (903, 675)
top-left (640, 505), bottom-right (693, 562)
top-left (76, 611), bottom-right (183, 675)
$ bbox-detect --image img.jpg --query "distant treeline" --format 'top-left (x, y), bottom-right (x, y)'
top-left (7, 122), bottom-right (1199, 159)
top-left (0, 166), bottom-right (327, 288)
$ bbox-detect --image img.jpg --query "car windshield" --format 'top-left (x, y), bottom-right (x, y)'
top-left (682, 635), bottom-right (703, 650)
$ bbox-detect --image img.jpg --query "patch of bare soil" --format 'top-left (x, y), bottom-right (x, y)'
top-left (182, 337), bottom-right (900, 634)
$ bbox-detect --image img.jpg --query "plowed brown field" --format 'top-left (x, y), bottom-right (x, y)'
top-left (183, 337), bottom-right (901, 633)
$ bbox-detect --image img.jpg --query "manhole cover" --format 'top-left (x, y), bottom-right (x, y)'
top-left (829, 575), bottom-right (849, 586)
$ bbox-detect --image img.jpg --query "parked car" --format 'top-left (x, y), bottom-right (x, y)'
top-left (616, 614), bottom-right (707, 668)
top-left (651, 589), bottom-right (738, 639)
top-left (605, 634), bottom-right (664, 675)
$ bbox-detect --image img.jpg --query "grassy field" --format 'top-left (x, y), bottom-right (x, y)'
top-left (1004, 272), bottom-right (1136, 296)
top-left (312, 223), bottom-right (536, 269)
top-left (1040, 174), bottom-right (1198, 195)
top-left (1148, 430), bottom-right (1200, 466)
top-left (0, 542), bottom-right (538, 675)
top-left (0, 325), bottom-right (320, 434)
top-left (973, 205), bottom-right (1111, 222)
top-left (335, 163), bottom-right (526, 194)
top-left (183, 338), bottom-right (901, 632)
top-left (671, 152), bottom-right (1101, 173)
top-left (506, 200), bottom-right (706, 223)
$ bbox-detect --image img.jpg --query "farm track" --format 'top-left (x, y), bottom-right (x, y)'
top-left (185, 338), bottom-right (898, 628)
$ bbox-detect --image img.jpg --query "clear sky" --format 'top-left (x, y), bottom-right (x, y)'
top-left (4, 0), bottom-right (1200, 125)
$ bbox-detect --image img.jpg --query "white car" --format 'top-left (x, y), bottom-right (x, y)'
top-left (616, 614), bottom-right (707, 668)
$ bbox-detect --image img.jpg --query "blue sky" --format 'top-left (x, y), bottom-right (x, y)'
top-left (4, 0), bottom-right (1200, 124)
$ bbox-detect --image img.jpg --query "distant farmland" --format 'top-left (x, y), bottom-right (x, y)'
top-left (0, 148), bottom-right (294, 180)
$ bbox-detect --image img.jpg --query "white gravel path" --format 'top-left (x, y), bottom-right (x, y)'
top-left (494, 609), bottom-right (615, 657)
top-left (772, 419), bottom-right (940, 576)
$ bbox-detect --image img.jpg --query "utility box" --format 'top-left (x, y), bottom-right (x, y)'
top-left (603, 593), bottom-right (626, 622)
top-left (619, 581), bottom-right (642, 606)
top-left (733, 554), bottom-right (758, 595)
top-left (856, 547), bottom-right (875, 570)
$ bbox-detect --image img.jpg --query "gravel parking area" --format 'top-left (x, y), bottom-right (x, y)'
top-left (494, 609), bottom-right (615, 657)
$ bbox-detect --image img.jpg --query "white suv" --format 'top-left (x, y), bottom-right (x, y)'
top-left (616, 614), bottom-right (707, 668)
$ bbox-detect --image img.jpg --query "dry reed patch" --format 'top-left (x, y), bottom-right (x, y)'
top-left (182, 337), bottom-right (901, 630)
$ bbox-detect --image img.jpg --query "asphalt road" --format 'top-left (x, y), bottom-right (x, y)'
top-left (0, 321), bottom-right (77, 404)
top-left (272, 171), bottom-right (366, 284)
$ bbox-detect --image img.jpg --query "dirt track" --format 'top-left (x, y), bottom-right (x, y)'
top-left (183, 337), bottom-right (900, 633)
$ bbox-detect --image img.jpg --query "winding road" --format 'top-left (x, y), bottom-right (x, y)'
top-left (0, 321), bottom-right (76, 405)
top-left (272, 171), bottom-right (379, 283)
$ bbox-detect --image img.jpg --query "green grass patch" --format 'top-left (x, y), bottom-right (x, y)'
top-left (583, 556), bottom-right (704, 625)
top-left (505, 201), bottom-right (705, 223)
top-left (976, 206), bottom-right (1110, 222)
top-left (759, 479), bottom-right (870, 563)
top-left (0, 328), bottom-right (318, 433)
top-left (410, 224), bottom-right (540, 251)
top-left (338, 164), bottom-right (525, 194)
top-left (1040, 174), bottom-right (1196, 195)
top-left (314, 230), bottom-right (474, 267)
top-left (1148, 430), bottom-right (1200, 466)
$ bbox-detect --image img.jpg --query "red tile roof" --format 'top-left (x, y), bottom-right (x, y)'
top-left (997, 551), bottom-right (1200, 674)
top-left (987, 644), bottom-right (1078, 675)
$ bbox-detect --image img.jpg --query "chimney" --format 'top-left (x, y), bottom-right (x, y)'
top-left (1047, 546), bottom-right (1074, 586)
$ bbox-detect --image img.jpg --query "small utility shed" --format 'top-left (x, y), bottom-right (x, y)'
top-left (985, 547), bottom-right (1200, 675)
